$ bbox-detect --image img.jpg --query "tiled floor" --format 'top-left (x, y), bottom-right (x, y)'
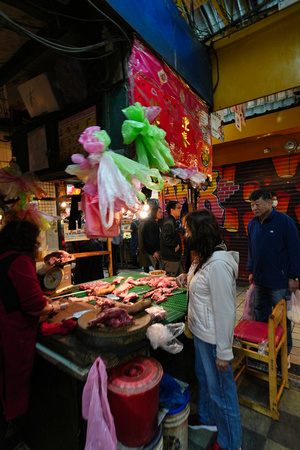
top-left (236, 284), bottom-right (300, 368)
top-left (114, 269), bottom-right (300, 449)
top-left (188, 283), bottom-right (300, 450)
top-left (188, 383), bottom-right (300, 449)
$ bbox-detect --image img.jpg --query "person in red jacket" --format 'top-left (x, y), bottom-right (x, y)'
top-left (0, 220), bottom-right (61, 448)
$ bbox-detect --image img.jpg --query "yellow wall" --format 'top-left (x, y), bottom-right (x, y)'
top-left (212, 106), bottom-right (300, 145)
top-left (211, 3), bottom-right (300, 110)
top-left (212, 106), bottom-right (300, 166)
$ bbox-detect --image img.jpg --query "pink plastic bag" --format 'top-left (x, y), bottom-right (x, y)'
top-left (242, 283), bottom-right (256, 321)
top-left (81, 193), bottom-right (121, 238)
top-left (82, 357), bottom-right (117, 450)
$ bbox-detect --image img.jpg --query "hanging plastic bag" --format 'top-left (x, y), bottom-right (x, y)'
top-left (82, 357), bottom-right (117, 450)
top-left (66, 125), bottom-right (164, 233)
top-left (287, 290), bottom-right (300, 324)
top-left (242, 283), bottom-right (256, 321)
top-left (121, 102), bottom-right (175, 173)
top-left (81, 193), bottom-right (121, 238)
top-left (146, 323), bottom-right (185, 354)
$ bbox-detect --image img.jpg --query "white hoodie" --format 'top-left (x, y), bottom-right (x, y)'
top-left (188, 250), bottom-right (239, 360)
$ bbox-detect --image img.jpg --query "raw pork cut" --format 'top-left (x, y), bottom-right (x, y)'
top-left (44, 250), bottom-right (74, 266)
top-left (122, 292), bottom-right (140, 303)
top-left (112, 276), bottom-right (125, 285)
top-left (87, 307), bottom-right (134, 328)
top-left (113, 281), bottom-right (134, 296)
top-left (78, 280), bottom-right (111, 290)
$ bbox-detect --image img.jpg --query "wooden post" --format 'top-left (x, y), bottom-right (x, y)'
top-left (107, 237), bottom-right (113, 277)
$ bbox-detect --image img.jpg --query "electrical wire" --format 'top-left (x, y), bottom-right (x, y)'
top-left (209, 44), bottom-right (219, 94)
top-left (25, 0), bottom-right (107, 22)
top-left (0, 10), bottom-right (127, 55)
top-left (87, 0), bottom-right (132, 47)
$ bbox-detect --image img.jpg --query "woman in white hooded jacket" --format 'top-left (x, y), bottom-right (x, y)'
top-left (176, 210), bottom-right (242, 450)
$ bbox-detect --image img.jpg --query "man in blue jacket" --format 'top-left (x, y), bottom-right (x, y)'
top-left (247, 189), bottom-right (300, 359)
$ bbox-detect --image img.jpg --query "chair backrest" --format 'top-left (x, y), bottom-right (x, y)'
top-left (268, 298), bottom-right (286, 347)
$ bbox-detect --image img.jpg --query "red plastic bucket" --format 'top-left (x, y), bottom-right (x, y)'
top-left (108, 356), bottom-right (163, 447)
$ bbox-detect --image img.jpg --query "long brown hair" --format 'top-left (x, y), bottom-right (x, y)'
top-left (184, 210), bottom-right (222, 266)
top-left (0, 220), bottom-right (40, 259)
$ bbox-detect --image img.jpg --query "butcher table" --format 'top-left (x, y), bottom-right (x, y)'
top-left (26, 272), bottom-right (187, 450)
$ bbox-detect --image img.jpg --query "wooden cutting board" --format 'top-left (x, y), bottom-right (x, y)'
top-left (76, 309), bottom-right (152, 349)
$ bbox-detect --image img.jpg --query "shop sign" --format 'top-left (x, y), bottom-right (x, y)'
top-left (58, 106), bottom-right (96, 161)
top-left (128, 39), bottom-right (212, 179)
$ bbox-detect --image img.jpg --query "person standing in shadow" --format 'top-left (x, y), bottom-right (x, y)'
top-left (111, 225), bottom-right (123, 276)
top-left (142, 206), bottom-right (163, 270)
top-left (76, 239), bottom-right (104, 283)
top-left (138, 217), bottom-right (151, 273)
top-left (160, 201), bottom-right (182, 276)
top-left (129, 218), bottom-right (140, 269)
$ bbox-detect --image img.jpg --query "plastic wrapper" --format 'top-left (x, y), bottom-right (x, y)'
top-left (0, 163), bottom-right (47, 204)
top-left (189, 171), bottom-right (208, 189)
top-left (287, 290), bottom-right (300, 324)
top-left (146, 323), bottom-right (185, 354)
top-left (10, 202), bottom-right (60, 231)
top-left (258, 339), bottom-right (268, 355)
top-left (82, 357), bottom-right (117, 450)
top-left (164, 167), bottom-right (207, 188)
top-left (242, 283), bottom-right (256, 321)
top-left (0, 162), bottom-right (57, 231)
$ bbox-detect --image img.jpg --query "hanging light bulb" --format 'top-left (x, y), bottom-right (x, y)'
top-left (140, 211), bottom-right (148, 219)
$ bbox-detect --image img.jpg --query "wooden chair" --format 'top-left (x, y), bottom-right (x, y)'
top-left (232, 299), bottom-right (289, 420)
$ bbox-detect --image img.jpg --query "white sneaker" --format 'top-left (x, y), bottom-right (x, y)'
top-left (288, 355), bottom-right (291, 369)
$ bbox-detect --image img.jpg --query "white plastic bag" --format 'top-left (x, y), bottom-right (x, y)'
top-left (82, 357), bottom-right (117, 450)
top-left (146, 323), bottom-right (185, 354)
top-left (287, 290), bottom-right (300, 324)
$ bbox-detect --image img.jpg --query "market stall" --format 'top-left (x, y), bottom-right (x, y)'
top-left (24, 272), bottom-right (187, 450)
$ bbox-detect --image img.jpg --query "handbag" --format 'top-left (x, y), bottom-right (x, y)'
top-left (287, 290), bottom-right (300, 324)
top-left (184, 316), bottom-right (193, 339)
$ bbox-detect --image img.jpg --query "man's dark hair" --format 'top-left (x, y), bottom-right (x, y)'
top-left (271, 191), bottom-right (277, 198)
top-left (249, 189), bottom-right (272, 202)
top-left (166, 201), bottom-right (179, 215)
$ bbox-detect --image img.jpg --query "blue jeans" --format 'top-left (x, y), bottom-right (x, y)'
top-left (194, 336), bottom-right (242, 450)
top-left (254, 285), bottom-right (292, 354)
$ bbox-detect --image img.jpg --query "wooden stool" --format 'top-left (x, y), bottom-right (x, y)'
top-left (232, 299), bottom-right (289, 420)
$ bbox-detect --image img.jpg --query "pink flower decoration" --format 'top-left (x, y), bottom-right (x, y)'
top-left (71, 154), bottom-right (91, 170)
top-left (78, 126), bottom-right (105, 154)
top-left (144, 106), bottom-right (161, 124)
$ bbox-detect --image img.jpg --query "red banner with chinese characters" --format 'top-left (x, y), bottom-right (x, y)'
top-left (128, 39), bottom-right (212, 179)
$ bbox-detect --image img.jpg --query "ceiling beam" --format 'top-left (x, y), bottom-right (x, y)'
top-left (210, 0), bottom-right (230, 26)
